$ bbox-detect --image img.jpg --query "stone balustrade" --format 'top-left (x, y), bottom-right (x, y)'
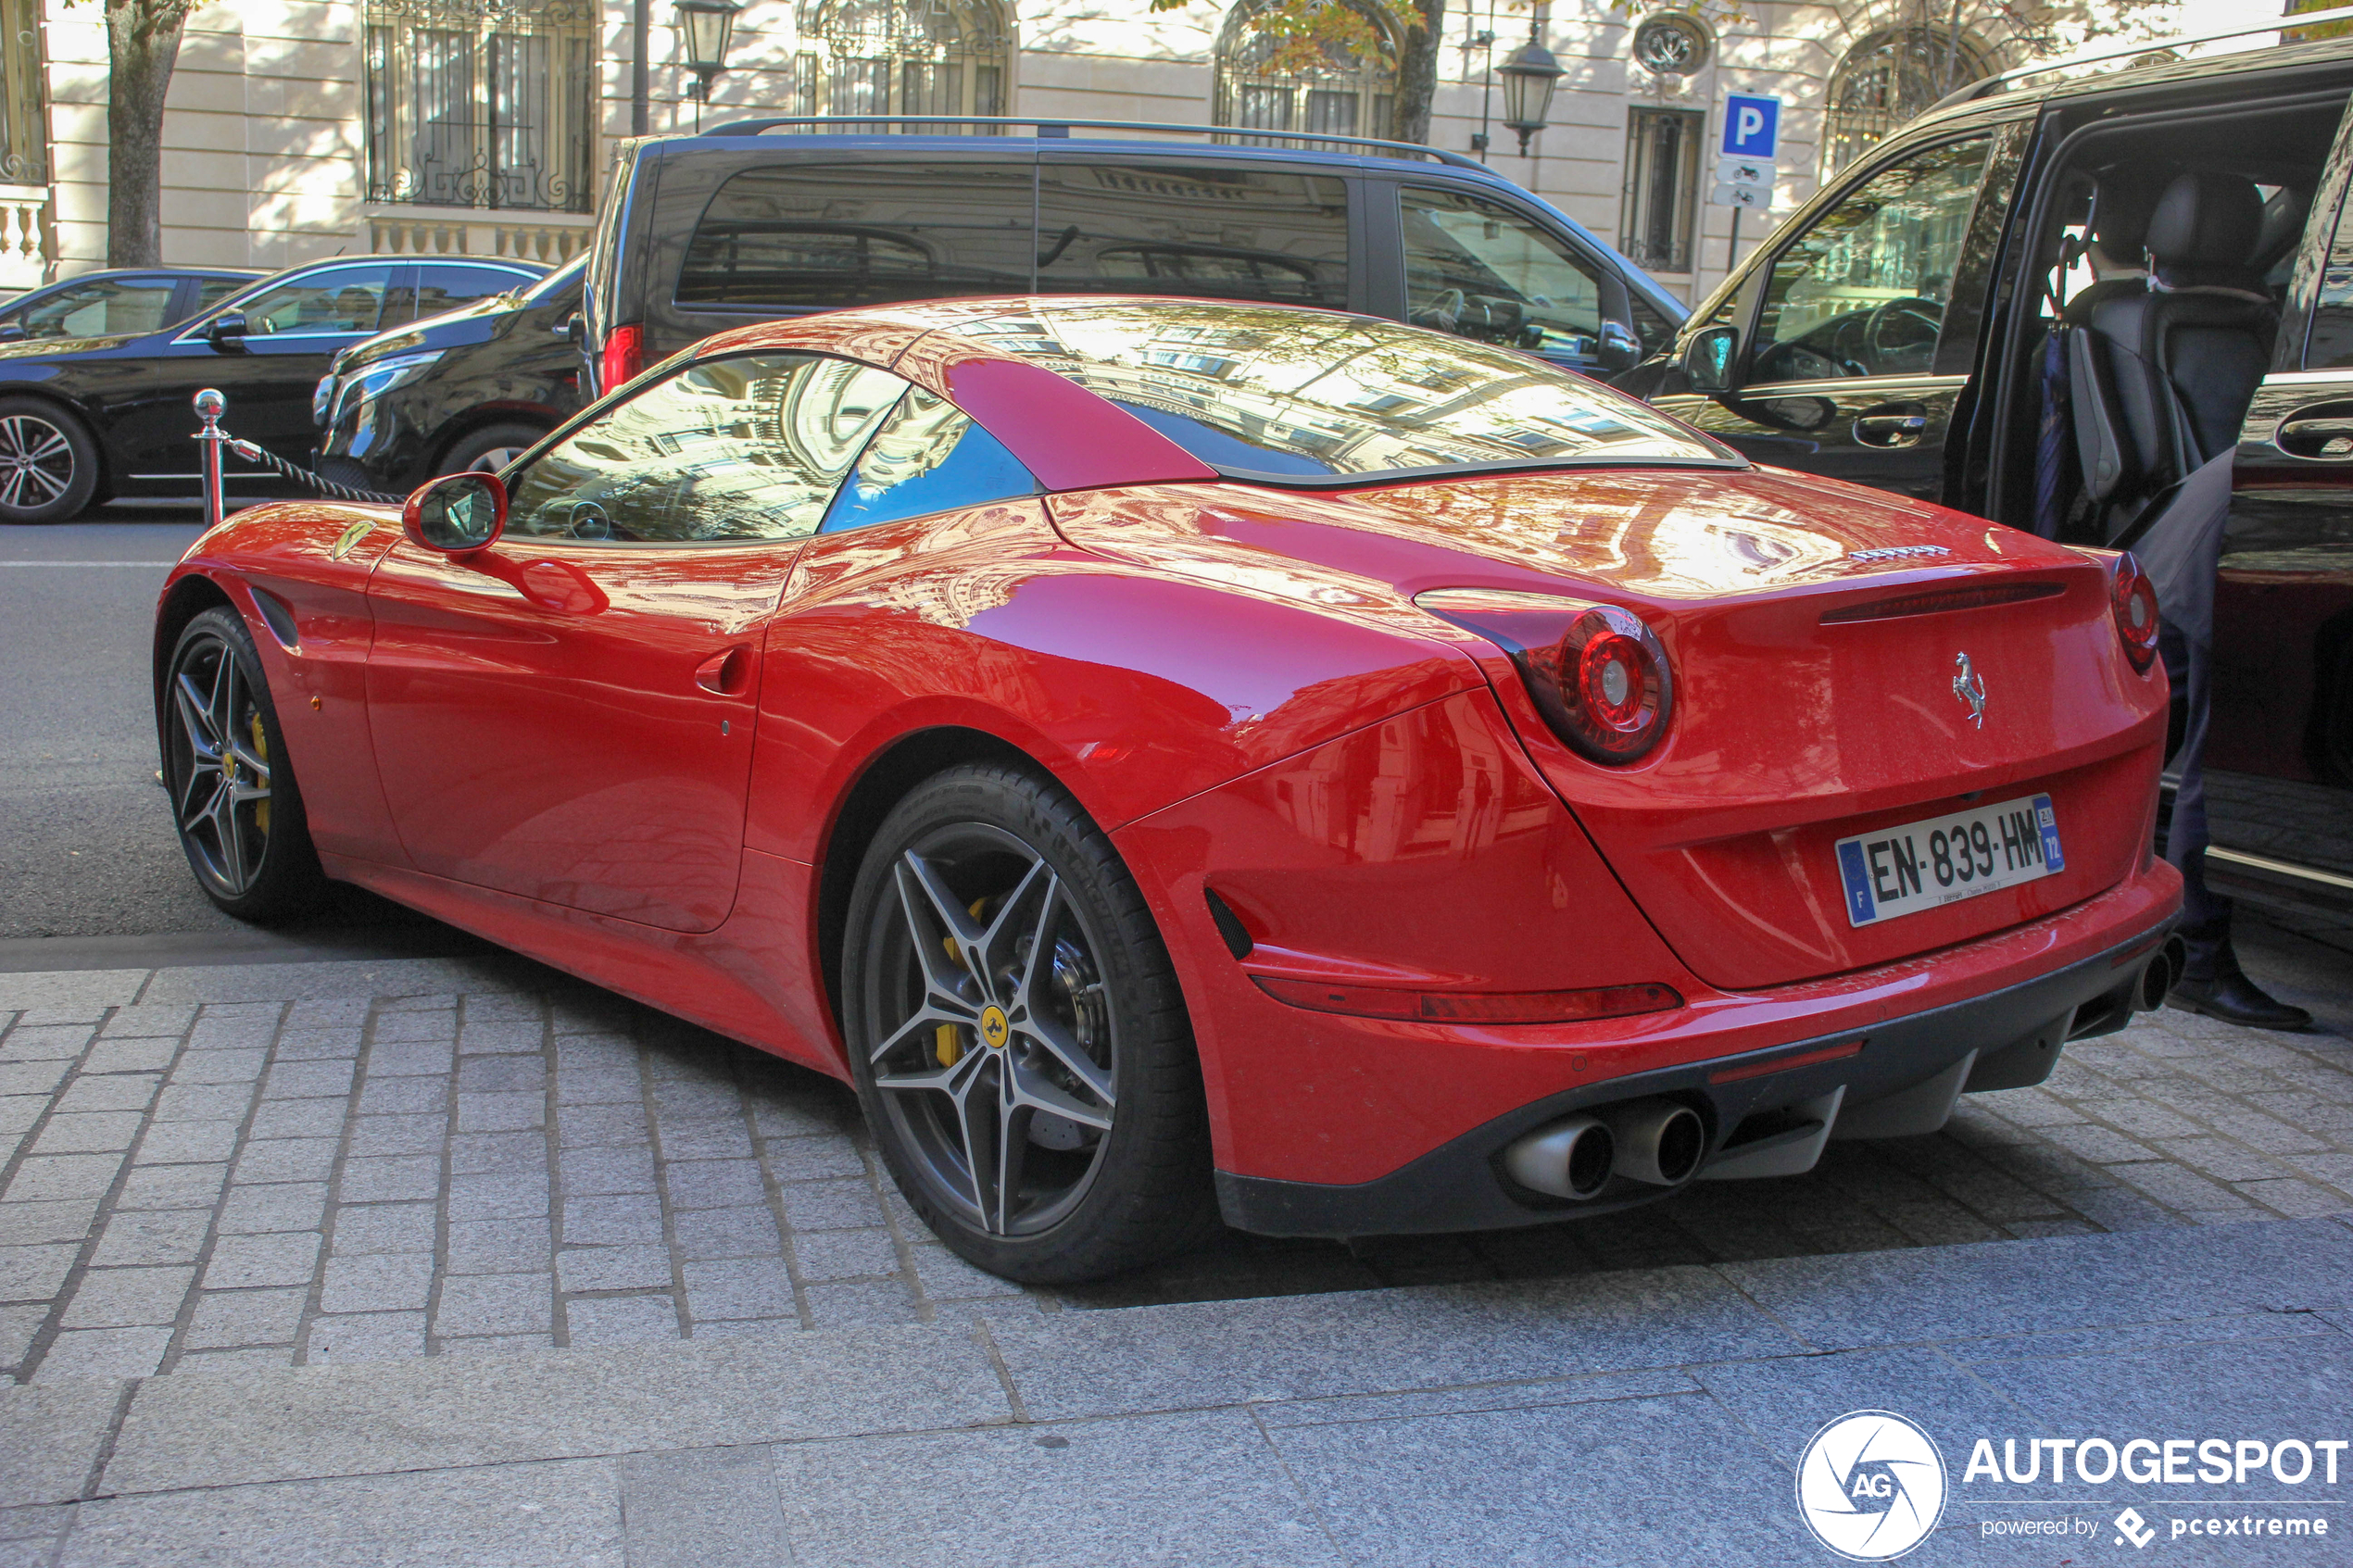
top-left (365, 208), bottom-right (592, 265)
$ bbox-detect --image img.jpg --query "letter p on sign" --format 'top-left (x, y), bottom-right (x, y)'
top-left (1723, 93), bottom-right (1780, 159)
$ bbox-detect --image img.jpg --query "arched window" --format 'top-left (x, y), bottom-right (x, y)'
top-left (1213, 1), bottom-right (1397, 144)
top-left (791, 0), bottom-right (1013, 129)
top-left (1823, 27), bottom-right (1991, 176)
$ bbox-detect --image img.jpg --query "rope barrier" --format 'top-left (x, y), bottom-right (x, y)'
top-left (194, 388), bottom-right (406, 529)
top-left (221, 439), bottom-right (406, 507)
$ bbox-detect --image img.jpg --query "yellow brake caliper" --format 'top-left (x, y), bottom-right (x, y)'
top-left (249, 713), bottom-right (270, 834)
top-left (932, 896), bottom-right (992, 1067)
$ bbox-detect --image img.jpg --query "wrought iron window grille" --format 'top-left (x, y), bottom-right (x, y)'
top-left (364, 0), bottom-right (598, 213)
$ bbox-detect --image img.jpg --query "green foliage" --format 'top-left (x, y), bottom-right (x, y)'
top-left (2287, 0), bottom-right (2353, 44)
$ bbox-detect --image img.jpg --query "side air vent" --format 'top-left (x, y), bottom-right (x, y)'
top-left (250, 587), bottom-right (299, 649)
top-left (1203, 888), bottom-right (1253, 960)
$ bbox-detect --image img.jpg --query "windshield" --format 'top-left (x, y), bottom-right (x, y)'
top-left (936, 302), bottom-right (1734, 483)
top-left (520, 253), bottom-right (587, 305)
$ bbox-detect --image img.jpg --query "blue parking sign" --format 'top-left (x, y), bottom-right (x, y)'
top-left (1722, 94), bottom-right (1780, 159)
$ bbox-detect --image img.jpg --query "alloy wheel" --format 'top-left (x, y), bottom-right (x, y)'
top-left (166, 631), bottom-right (272, 897)
top-left (467, 446), bottom-right (526, 474)
top-left (865, 827), bottom-right (1118, 1237)
top-left (0, 413), bottom-right (75, 513)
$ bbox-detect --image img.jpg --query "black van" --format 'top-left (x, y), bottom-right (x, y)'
top-left (315, 254), bottom-right (586, 493)
top-left (577, 119), bottom-right (1686, 398)
top-left (1622, 19), bottom-right (2353, 929)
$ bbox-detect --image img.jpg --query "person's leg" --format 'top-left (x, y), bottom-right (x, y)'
top-left (2161, 626), bottom-right (2311, 1029)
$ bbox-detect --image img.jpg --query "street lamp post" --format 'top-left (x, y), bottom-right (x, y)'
top-left (1496, 17), bottom-right (1563, 157)
top-left (676, 0), bottom-right (743, 127)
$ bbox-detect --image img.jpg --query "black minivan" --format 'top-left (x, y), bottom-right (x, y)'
top-left (576, 119), bottom-right (1687, 399)
top-left (1622, 19), bottom-right (2353, 928)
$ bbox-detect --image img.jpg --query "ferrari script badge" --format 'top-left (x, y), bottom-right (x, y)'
top-left (1952, 652), bottom-right (1987, 729)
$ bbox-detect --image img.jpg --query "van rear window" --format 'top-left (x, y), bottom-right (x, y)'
top-left (1035, 164), bottom-right (1350, 308)
top-left (677, 163), bottom-right (1036, 308)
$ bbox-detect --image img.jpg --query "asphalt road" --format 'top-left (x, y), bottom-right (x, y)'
top-left (0, 504), bottom-right (475, 955)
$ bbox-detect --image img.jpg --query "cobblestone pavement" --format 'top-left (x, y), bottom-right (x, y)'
top-left (0, 922), bottom-right (2345, 1385)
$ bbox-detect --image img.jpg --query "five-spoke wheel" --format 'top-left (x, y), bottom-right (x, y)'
top-left (160, 608), bottom-right (324, 920)
top-left (844, 765), bottom-right (1214, 1282)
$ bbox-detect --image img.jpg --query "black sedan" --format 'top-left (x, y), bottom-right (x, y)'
top-left (0, 255), bottom-right (544, 523)
top-left (0, 268), bottom-right (261, 344)
top-left (314, 252), bottom-right (585, 493)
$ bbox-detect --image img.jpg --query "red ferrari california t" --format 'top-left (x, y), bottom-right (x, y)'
top-left (154, 297), bottom-right (2181, 1282)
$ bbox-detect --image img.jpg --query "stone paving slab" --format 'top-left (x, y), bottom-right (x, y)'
top-left (0, 1216), bottom-right (2346, 1565)
top-left (0, 917), bottom-right (2343, 1393)
top-left (980, 1264), bottom-right (1796, 1420)
top-left (1718, 1212), bottom-right (2353, 1348)
top-left (55, 1458), bottom-right (624, 1568)
top-left (102, 1321), bottom-right (1011, 1496)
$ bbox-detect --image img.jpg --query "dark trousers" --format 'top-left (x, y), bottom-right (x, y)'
top-left (2159, 622), bottom-right (2233, 979)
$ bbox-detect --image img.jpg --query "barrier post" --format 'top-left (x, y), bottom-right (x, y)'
top-left (192, 388), bottom-right (227, 532)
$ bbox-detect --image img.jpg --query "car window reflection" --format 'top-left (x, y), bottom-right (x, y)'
top-left (821, 388), bottom-right (1038, 533)
top-left (505, 352), bottom-right (907, 544)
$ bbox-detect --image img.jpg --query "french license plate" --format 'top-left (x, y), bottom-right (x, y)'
top-left (1834, 794), bottom-right (2063, 928)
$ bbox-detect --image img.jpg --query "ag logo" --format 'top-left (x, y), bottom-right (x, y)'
top-left (1795, 1410), bottom-right (1947, 1561)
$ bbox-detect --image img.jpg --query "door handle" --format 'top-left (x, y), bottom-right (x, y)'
top-left (693, 646), bottom-right (752, 696)
top-left (1853, 403), bottom-right (1929, 448)
top-left (2273, 400), bottom-right (2353, 459)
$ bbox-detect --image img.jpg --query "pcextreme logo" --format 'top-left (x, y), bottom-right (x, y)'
top-left (1796, 1410), bottom-right (1949, 1561)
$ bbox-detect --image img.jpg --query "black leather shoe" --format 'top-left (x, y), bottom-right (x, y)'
top-left (2169, 972), bottom-right (2313, 1031)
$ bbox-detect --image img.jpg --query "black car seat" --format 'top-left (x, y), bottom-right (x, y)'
top-left (2072, 170), bottom-right (2276, 538)
top-left (2034, 176), bottom-right (2154, 537)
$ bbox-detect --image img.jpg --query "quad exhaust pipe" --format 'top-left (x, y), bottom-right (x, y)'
top-left (1502, 1114), bottom-right (1615, 1201)
top-left (1600, 1099), bottom-right (1706, 1186)
top-left (1503, 1098), bottom-right (1705, 1201)
top-left (2135, 934), bottom-right (2188, 1013)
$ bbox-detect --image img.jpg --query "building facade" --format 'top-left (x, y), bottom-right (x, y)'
top-left (0, 0), bottom-right (2196, 307)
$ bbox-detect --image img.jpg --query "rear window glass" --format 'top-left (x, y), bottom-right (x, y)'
top-left (677, 162), bottom-right (1034, 308)
top-left (941, 303), bottom-right (1732, 483)
top-left (1035, 164), bottom-right (1349, 307)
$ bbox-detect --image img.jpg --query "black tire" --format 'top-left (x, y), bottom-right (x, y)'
top-left (842, 763), bottom-right (1217, 1284)
top-left (159, 607), bottom-right (328, 922)
top-left (0, 395), bottom-right (97, 523)
top-left (436, 420), bottom-right (545, 479)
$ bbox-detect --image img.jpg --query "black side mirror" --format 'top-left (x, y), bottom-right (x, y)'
top-left (1598, 320), bottom-right (1640, 373)
top-left (403, 470), bottom-right (507, 556)
top-left (1682, 326), bottom-right (1739, 395)
top-left (205, 312), bottom-right (249, 352)
top-left (0, 321), bottom-right (25, 344)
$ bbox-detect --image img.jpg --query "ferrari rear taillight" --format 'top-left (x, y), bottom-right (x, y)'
top-left (1416, 589), bottom-right (1675, 765)
top-left (599, 323), bottom-right (645, 394)
top-left (1558, 612), bottom-right (1667, 757)
top-left (2108, 550), bottom-right (2159, 674)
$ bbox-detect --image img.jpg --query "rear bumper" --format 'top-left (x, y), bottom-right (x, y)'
top-left (1214, 909), bottom-right (2175, 1238)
